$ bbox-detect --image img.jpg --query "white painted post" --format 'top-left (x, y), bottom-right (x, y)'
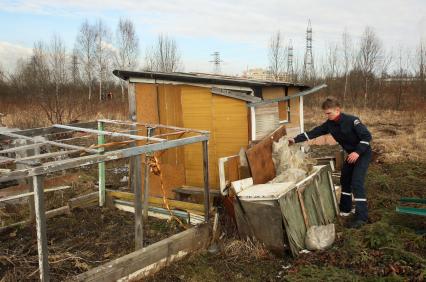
top-left (33, 175), bottom-right (49, 282)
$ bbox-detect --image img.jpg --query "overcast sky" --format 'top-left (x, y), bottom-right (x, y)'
top-left (0, 0), bottom-right (425, 75)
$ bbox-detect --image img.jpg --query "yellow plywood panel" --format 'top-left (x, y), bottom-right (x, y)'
top-left (135, 83), bottom-right (185, 198)
top-left (262, 87), bottom-right (288, 121)
top-left (262, 87), bottom-right (284, 100)
top-left (181, 86), bottom-right (218, 188)
top-left (212, 95), bottom-right (249, 159)
top-left (135, 84), bottom-right (159, 123)
top-left (288, 87), bottom-right (301, 129)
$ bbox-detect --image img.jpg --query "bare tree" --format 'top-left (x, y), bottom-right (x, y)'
top-left (374, 49), bottom-right (393, 109)
top-left (49, 34), bottom-right (67, 100)
top-left (341, 29), bottom-right (354, 106)
top-left (417, 40), bottom-right (426, 100)
top-left (75, 20), bottom-right (96, 100)
top-left (325, 43), bottom-right (339, 79)
top-left (393, 46), bottom-right (412, 110)
top-left (115, 18), bottom-right (139, 100)
top-left (268, 31), bottom-right (286, 80)
top-left (357, 26), bottom-right (382, 108)
top-left (144, 34), bottom-right (182, 72)
top-left (94, 19), bottom-right (112, 101)
top-left (30, 41), bottom-right (51, 95)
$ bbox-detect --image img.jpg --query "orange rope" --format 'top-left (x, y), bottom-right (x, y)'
top-left (147, 154), bottom-right (187, 228)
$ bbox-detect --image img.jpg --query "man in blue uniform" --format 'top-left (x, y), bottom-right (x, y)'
top-left (289, 98), bottom-right (372, 228)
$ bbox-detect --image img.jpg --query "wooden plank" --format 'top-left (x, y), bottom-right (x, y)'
top-left (181, 86), bottom-right (217, 189)
top-left (0, 135), bottom-right (209, 183)
top-left (143, 128), bottom-right (152, 219)
top-left (106, 190), bottom-right (205, 214)
top-left (46, 205), bottom-right (71, 218)
top-left (73, 223), bottom-right (210, 282)
top-left (33, 175), bottom-right (49, 282)
top-left (0, 121), bottom-right (97, 141)
top-left (130, 82), bottom-right (144, 249)
top-left (202, 140), bottom-right (210, 222)
top-left (0, 131), bottom-right (99, 154)
top-left (52, 124), bottom-right (165, 142)
top-left (68, 192), bottom-right (98, 210)
top-left (0, 185), bottom-right (70, 202)
top-left (172, 186), bottom-right (220, 196)
top-left (245, 125), bottom-right (287, 184)
top-left (133, 155), bottom-right (143, 250)
top-left (98, 121), bottom-right (106, 206)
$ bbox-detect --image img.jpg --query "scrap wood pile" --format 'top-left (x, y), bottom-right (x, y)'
top-left (230, 126), bottom-right (338, 256)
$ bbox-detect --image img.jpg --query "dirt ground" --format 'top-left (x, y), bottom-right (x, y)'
top-left (0, 205), bottom-right (183, 281)
top-left (0, 161), bottom-right (183, 281)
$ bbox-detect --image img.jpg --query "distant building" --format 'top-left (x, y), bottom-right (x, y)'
top-left (242, 68), bottom-right (291, 82)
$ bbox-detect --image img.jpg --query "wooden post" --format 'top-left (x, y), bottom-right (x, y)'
top-left (15, 139), bottom-right (36, 221)
top-left (128, 82), bottom-right (143, 250)
top-left (98, 121), bottom-right (106, 206)
top-left (33, 175), bottom-right (49, 282)
top-left (143, 127), bottom-right (153, 220)
top-left (202, 140), bottom-right (210, 222)
top-left (133, 154), bottom-right (143, 250)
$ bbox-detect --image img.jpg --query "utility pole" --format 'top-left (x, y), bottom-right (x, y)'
top-left (210, 52), bottom-right (223, 74)
top-left (287, 39), bottom-right (294, 81)
top-left (303, 20), bottom-right (314, 81)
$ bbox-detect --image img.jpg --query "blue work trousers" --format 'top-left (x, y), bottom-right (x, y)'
top-left (339, 149), bottom-right (372, 221)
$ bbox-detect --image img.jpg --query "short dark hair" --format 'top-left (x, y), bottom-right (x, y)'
top-left (321, 98), bottom-right (341, 110)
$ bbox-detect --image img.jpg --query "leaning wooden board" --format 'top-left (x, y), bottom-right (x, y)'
top-left (246, 125), bottom-right (287, 184)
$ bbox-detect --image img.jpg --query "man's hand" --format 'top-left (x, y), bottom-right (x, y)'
top-left (288, 138), bottom-right (295, 145)
top-left (347, 152), bottom-right (359, 164)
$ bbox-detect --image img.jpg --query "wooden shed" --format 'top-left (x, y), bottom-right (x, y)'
top-left (113, 70), bottom-right (312, 199)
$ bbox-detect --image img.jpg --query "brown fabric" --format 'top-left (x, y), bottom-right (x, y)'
top-left (246, 125), bottom-right (287, 184)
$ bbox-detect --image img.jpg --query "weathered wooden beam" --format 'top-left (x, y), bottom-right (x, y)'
top-left (17, 150), bottom-right (79, 162)
top-left (98, 119), bottom-right (210, 135)
top-left (52, 124), bottom-right (165, 142)
top-left (202, 140), bottom-right (210, 222)
top-left (97, 121), bottom-right (106, 207)
top-left (68, 192), bottom-right (98, 210)
top-left (0, 131), bottom-right (98, 154)
top-left (0, 135), bottom-right (209, 183)
top-left (0, 121), bottom-right (97, 141)
top-left (143, 127), bottom-right (154, 220)
top-left (33, 175), bottom-right (49, 282)
top-left (133, 155), bottom-right (143, 250)
top-left (0, 143), bottom-right (44, 154)
top-left (128, 82), bottom-right (144, 250)
top-left (73, 223), bottom-right (210, 282)
top-left (0, 185), bottom-right (71, 202)
top-left (106, 190), bottom-right (205, 214)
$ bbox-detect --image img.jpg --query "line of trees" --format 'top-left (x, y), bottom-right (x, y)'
top-left (268, 26), bottom-right (426, 109)
top-left (0, 18), bottom-right (183, 125)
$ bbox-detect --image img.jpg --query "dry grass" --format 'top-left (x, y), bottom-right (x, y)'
top-left (222, 239), bottom-right (272, 261)
top-left (0, 99), bottom-right (128, 129)
top-left (304, 106), bottom-right (426, 163)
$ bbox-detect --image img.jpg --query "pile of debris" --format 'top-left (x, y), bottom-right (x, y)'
top-left (229, 127), bottom-right (339, 256)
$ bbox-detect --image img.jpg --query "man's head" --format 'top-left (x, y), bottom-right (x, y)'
top-left (322, 98), bottom-right (341, 120)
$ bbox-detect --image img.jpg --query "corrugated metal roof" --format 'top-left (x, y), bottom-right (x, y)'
top-left (113, 70), bottom-right (309, 89)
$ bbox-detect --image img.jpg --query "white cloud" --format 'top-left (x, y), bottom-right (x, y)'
top-left (1, 0), bottom-right (425, 73)
top-left (0, 41), bottom-right (32, 73)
